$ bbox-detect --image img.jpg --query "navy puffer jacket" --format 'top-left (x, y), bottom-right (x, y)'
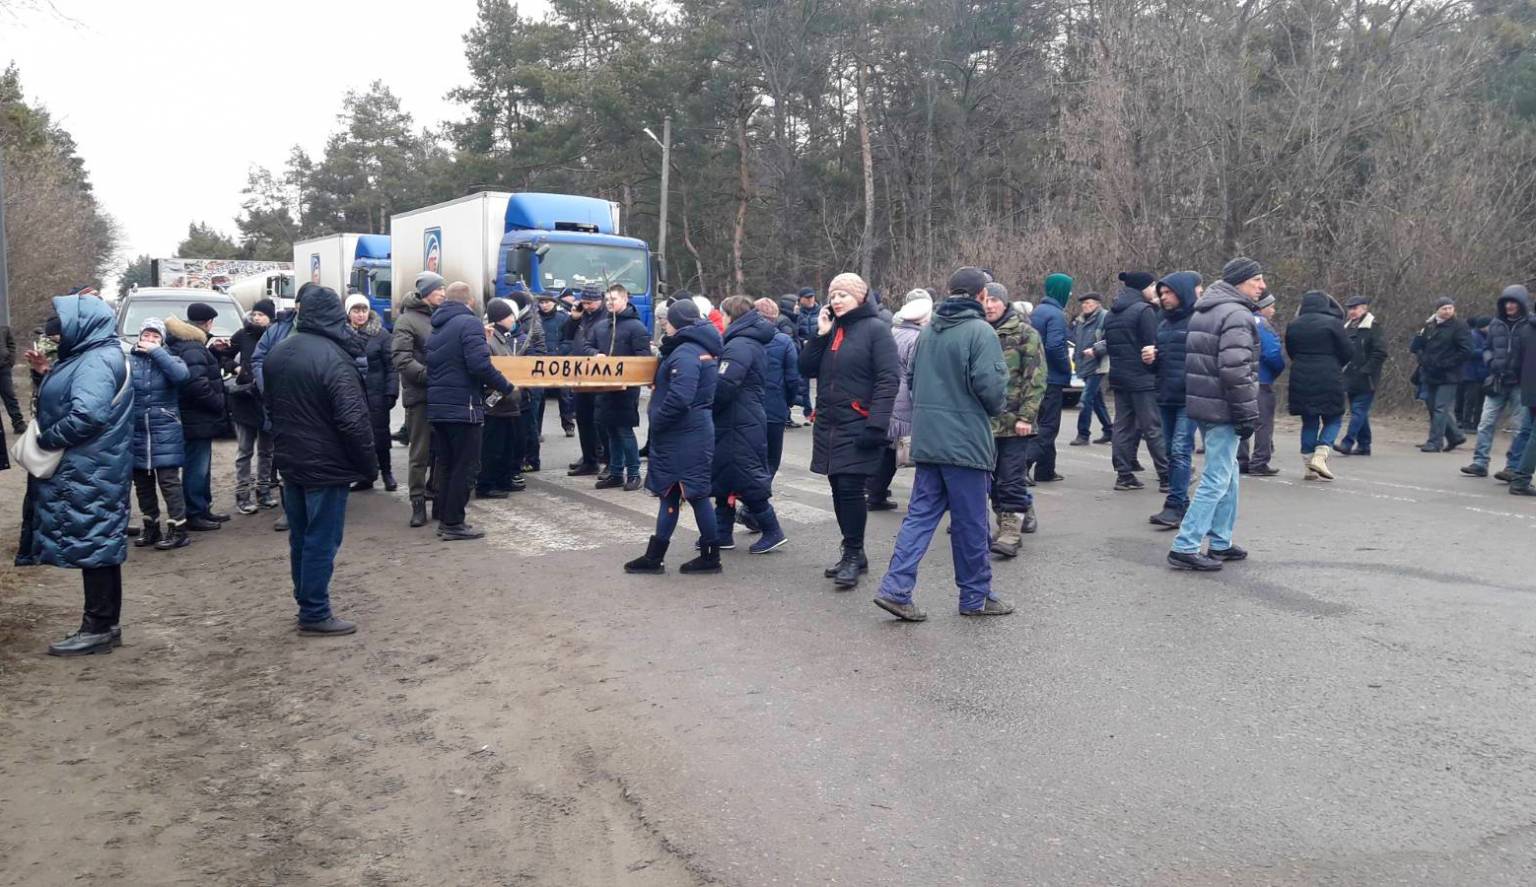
top-left (1103, 286), bottom-right (1160, 392)
top-left (711, 311), bottom-right (777, 501)
top-left (130, 345), bottom-right (190, 469)
top-left (645, 319), bottom-right (721, 498)
top-left (762, 330), bottom-right (801, 426)
top-left (165, 316), bottom-right (227, 440)
top-left (355, 311), bottom-right (399, 423)
top-left (1154, 272), bottom-right (1200, 408)
top-left (426, 300), bottom-right (513, 424)
top-left (585, 304), bottom-right (651, 429)
top-left (1285, 291), bottom-right (1353, 416)
top-left (27, 295), bottom-right (133, 570)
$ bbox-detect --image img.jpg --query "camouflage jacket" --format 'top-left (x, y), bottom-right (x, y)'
top-left (990, 308), bottom-right (1047, 437)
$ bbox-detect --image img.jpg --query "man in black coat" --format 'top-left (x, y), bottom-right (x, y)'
top-left (564, 289), bottom-right (609, 475)
top-left (228, 299), bottom-right (278, 513)
top-left (1103, 271), bottom-right (1167, 490)
top-left (1508, 317), bottom-right (1536, 494)
top-left (1340, 295), bottom-right (1388, 456)
top-left (1411, 297), bottom-right (1473, 452)
top-left (167, 305), bottom-right (229, 530)
top-left (584, 284), bottom-right (651, 489)
top-left (263, 286), bottom-right (377, 635)
top-left (1463, 285), bottom-right (1531, 478)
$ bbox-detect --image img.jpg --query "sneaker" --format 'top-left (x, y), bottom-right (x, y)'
top-left (236, 497), bottom-right (259, 516)
top-left (439, 523), bottom-right (486, 541)
top-left (1167, 550), bottom-right (1222, 571)
top-left (1208, 544), bottom-right (1248, 561)
top-left (873, 597), bottom-right (928, 622)
top-left (509, 475), bottom-right (527, 491)
top-left (1114, 474), bottom-right (1144, 491)
top-left (960, 598), bottom-right (1015, 617)
top-left (297, 617), bottom-right (358, 636)
top-left (1460, 464), bottom-right (1489, 477)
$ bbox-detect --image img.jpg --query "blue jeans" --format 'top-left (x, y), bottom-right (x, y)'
top-left (875, 464), bottom-right (993, 612)
top-left (1342, 392), bottom-right (1374, 450)
top-left (1471, 389), bottom-right (1527, 469)
top-left (1299, 414), bottom-right (1342, 454)
top-left (183, 437), bottom-right (214, 517)
top-left (282, 482), bottom-right (350, 624)
top-left (1078, 374), bottom-right (1111, 437)
top-left (1173, 423), bottom-right (1240, 554)
top-left (1159, 405), bottom-right (1195, 510)
top-left (607, 425), bottom-right (640, 478)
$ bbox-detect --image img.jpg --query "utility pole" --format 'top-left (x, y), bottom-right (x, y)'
top-left (0, 140), bottom-right (10, 328)
top-left (657, 115), bottom-right (671, 294)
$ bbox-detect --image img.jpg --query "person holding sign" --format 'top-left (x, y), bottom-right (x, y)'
top-left (585, 284), bottom-right (652, 491)
top-left (624, 299), bottom-right (726, 575)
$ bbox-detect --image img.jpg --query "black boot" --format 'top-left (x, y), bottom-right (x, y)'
top-left (382, 469), bottom-right (398, 492)
top-left (133, 519), bottom-right (162, 548)
top-left (831, 546), bottom-right (866, 589)
top-left (155, 520), bottom-right (191, 550)
top-left (714, 503), bottom-right (737, 550)
top-left (680, 543), bottom-right (722, 574)
top-left (823, 546), bottom-right (869, 578)
top-left (409, 496), bottom-right (428, 528)
top-left (624, 536), bottom-right (669, 574)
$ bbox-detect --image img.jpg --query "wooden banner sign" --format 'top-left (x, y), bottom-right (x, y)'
top-left (490, 355), bottom-right (659, 389)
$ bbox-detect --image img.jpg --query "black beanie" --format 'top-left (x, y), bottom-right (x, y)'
top-left (1221, 257), bottom-right (1262, 286)
top-left (252, 298), bottom-right (276, 320)
top-left (1118, 271), bottom-right (1156, 291)
top-left (667, 298), bottom-right (701, 329)
top-left (486, 298), bottom-right (515, 323)
top-left (186, 302), bottom-right (218, 323)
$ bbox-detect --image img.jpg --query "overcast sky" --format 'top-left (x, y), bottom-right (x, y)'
top-left (1, 0), bottom-right (542, 284)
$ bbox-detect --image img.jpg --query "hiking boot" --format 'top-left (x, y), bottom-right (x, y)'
top-left (1495, 468), bottom-right (1514, 483)
top-left (1511, 481), bottom-right (1536, 496)
top-left (624, 536), bottom-right (669, 574)
top-left (824, 547), bottom-right (869, 578)
top-left (680, 543), bottom-right (723, 574)
top-left (1019, 505), bottom-right (1038, 534)
top-left (133, 519), bottom-right (162, 548)
top-left (623, 476), bottom-right (642, 492)
top-left (1167, 550), bottom-right (1222, 571)
top-left (155, 521), bottom-right (191, 550)
top-left (568, 463), bottom-right (600, 477)
top-left (409, 497), bottom-right (428, 528)
top-left (1148, 506), bottom-right (1184, 529)
top-left (960, 598), bottom-right (1015, 617)
top-left (1303, 455), bottom-right (1322, 481)
top-left (1208, 544), bottom-right (1248, 561)
top-left (440, 523), bottom-right (486, 541)
top-left (1461, 464), bottom-right (1489, 477)
top-left (1248, 464), bottom-right (1280, 476)
top-left (1114, 474), bottom-right (1143, 491)
top-left (1308, 446), bottom-right (1335, 480)
top-left (866, 496), bottom-right (897, 511)
top-left (1069, 435), bottom-right (1090, 446)
top-left (382, 470), bottom-right (398, 492)
top-left (594, 475), bottom-right (623, 489)
top-left (297, 617), bottom-right (357, 636)
top-left (47, 630), bottom-right (114, 657)
top-left (187, 515), bottom-right (221, 532)
top-left (873, 597), bottom-right (928, 622)
top-left (989, 511), bottom-right (1021, 558)
top-left (749, 510), bottom-right (788, 554)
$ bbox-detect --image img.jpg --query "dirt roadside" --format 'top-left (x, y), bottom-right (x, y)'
top-left (0, 443), bottom-right (713, 887)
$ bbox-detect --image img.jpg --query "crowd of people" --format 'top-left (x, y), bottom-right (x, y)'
top-left (6, 257), bottom-right (1536, 651)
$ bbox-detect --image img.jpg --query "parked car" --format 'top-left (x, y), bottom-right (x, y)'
top-left (115, 288), bottom-right (243, 353)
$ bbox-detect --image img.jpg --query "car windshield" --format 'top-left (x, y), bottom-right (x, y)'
top-left (119, 299), bottom-right (242, 339)
top-left (538, 244), bottom-right (648, 293)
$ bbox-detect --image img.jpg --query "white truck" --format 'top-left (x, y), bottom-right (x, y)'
top-left (292, 233), bottom-right (393, 321)
top-left (227, 270), bottom-right (296, 313)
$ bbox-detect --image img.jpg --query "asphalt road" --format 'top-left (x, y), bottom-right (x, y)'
top-left (3, 402), bottom-right (1534, 885)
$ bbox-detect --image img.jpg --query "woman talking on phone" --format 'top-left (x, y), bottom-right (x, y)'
top-left (798, 273), bottom-right (899, 590)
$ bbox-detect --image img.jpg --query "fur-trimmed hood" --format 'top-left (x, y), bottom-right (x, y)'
top-left (164, 315), bottom-right (208, 345)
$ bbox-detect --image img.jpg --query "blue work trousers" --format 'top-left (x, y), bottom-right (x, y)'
top-left (875, 464), bottom-right (994, 613)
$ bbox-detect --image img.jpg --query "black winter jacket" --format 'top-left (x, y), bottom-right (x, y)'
top-left (1104, 286), bottom-right (1160, 393)
top-left (1154, 272), bottom-right (1199, 408)
top-left (585, 304), bottom-right (650, 428)
top-left (427, 301), bottom-right (513, 425)
top-left (1485, 286), bottom-right (1530, 389)
top-left (227, 321), bottom-right (267, 428)
top-left (166, 316), bottom-right (228, 440)
top-left (1411, 316), bottom-right (1473, 387)
top-left (1344, 313), bottom-right (1389, 395)
top-left (1184, 281), bottom-right (1260, 426)
top-left (1515, 321), bottom-right (1536, 407)
top-left (711, 311), bottom-right (777, 501)
top-left (263, 290), bottom-right (377, 487)
top-left (799, 299), bottom-right (899, 476)
top-left (354, 311), bottom-right (399, 426)
top-left (1285, 292), bottom-right (1353, 416)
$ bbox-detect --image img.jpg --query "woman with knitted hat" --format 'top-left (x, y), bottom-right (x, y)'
top-left (798, 272), bottom-right (900, 588)
top-left (346, 293), bottom-right (399, 492)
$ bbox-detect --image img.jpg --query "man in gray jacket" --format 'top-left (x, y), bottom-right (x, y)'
top-left (1169, 257), bottom-right (1263, 572)
top-left (1070, 292), bottom-right (1111, 445)
top-left (873, 267), bottom-right (1009, 621)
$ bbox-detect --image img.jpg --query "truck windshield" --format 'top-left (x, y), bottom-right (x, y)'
top-left (277, 275), bottom-right (295, 299)
top-left (538, 244), bottom-right (647, 293)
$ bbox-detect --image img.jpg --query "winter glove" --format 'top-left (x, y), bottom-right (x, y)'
top-left (857, 426), bottom-right (890, 450)
top-left (1235, 421), bottom-right (1256, 441)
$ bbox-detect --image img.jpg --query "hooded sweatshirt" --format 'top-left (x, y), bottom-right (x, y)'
top-left (1031, 274), bottom-right (1073, 385)
top-left (1154, 272), bottom-right (1201, 408)
top-left (908, 297), bottom-right (1007, 470)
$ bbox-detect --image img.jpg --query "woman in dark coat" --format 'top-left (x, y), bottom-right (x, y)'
top-left (227, 300), bottom-right (277, 512)
top-left (26, 295), bottom-right (134, 657)
top-left (346, 294), bottom-right (399, 491)
top-left (127, 318), bottom-right (192, 551)
top-left (798, 272), bottom-right (899, 584)
top-left (710, 298), bottom-right (789, 555)
top-left (1286, 290), bottom-right (1354, 481)
top-left (585, 286), bottom-right (652, 488)
top-left (625, 299), bottom-right (725, 575)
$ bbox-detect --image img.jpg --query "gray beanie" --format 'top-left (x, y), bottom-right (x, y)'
top-left (982, 281), bottom-right (1009, 302)
top-left (667, 298), bottom-right (701, 329)
top-left (138, 317), bottom-right (167, 338)
top-left (1434, 296), bottom-right (1456, 309)
top-left (1221, 257), bottom-right (1262, 286)
top-left (415, 270), bottom-right (446, 298)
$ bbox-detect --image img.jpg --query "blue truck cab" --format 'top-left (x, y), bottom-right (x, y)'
top-left (493, 193), bottom-right (654, 331)
top-left (348, 234), bottom-right (394, 325)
